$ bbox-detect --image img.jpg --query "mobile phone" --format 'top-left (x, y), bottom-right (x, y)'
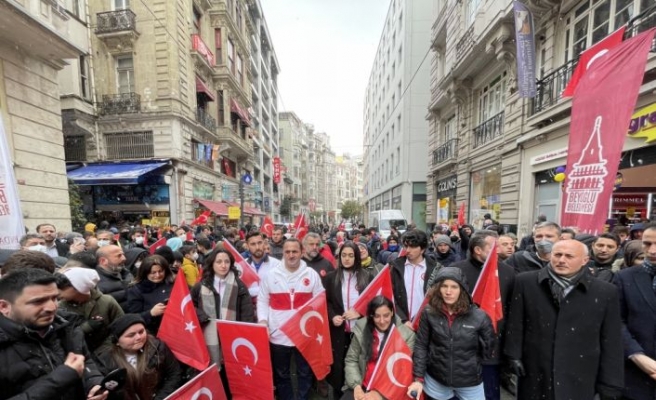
top-left (162, 298), bottom-right (169, 305)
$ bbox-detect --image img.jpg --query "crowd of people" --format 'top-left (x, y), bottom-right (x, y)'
top-left (0, 217), bottom-right (655, 400)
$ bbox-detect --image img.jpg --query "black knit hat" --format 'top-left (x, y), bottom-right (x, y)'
top-left (109, 314), bottom-right (146, 341)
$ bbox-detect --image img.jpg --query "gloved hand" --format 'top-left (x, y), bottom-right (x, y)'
top-left (508, 359), bottom-right (525, 377)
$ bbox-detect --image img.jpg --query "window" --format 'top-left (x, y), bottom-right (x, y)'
top-left (191, 140), bottom-right (215, 169)
top-left (396, 147), bottom-right (400, 174)
top-left (467, 0), bottom-right (482, 25)
top-left (79, 56), bottom-right (90, 100)
top-left (563, 0), bottom-right (651, 62)
top-left (71, 0), bottom-right (81, 18)
top-left (478, 73), bottom-right (506, 123)
top-left (114, 0), bottom-right (129, 10)
top-left (237, 55), bottom-right (243, 86)
top-left (445, 115), bottom-right (456, 142)
top-left (236, 1), bottom-right (243, 32)
top-left (116, 56), bottom-right (134, 94)
top-left (64, 135), bottom-right (86, 162)
top-left (218, 90), bottom-right (225, 125)
top-left (227, 39), bottom-right (235, 74)
top-left (192, 7), bottom-right (201, 36)
top-left (215, 29), bottom-right (222, 64)
top-left (105, 131), bottom-right (154, 160)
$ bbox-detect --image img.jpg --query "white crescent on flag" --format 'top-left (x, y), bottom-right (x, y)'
top-left (386, 352), bottom-right (412, 387)
top-left (180, 294), bottom-right (192, 314)
top-left (299, 310), bottom-right (323, 337)
top-left (190, 387), bottom-right (213, 400)
top-left (231, 337), bottom-right (259, 365)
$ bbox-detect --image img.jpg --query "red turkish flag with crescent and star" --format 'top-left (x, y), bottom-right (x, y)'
top-left (260, 216), bottom-right (274, 238)
top-left (221, 239), bottom-right (260, 287)
top-left (279, 291), bottom-right (333, 379)
top-left (293, 211), bottom-right (309, 241)
top-left (164, 363), bottom-right (227, 400)
top-left (472, 244), bottom-right (503, 333)
top-left (352, 264), bottom-right (394, 316)
top-left (368, 325), bottom-right (413, 398)
top-left (457, 201), bottom-right (466, 227)
top-left (157, 273), bottom-right (210, 371)
top-left (216, 320), bottom-right (274, 400)
top-left (148, 237), bottom-right (167, 255)
top-left (191, 210), bottom-right (211, 226)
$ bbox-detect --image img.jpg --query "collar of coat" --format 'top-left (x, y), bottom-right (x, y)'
top-left (537, 266), bottom-right (593, 291)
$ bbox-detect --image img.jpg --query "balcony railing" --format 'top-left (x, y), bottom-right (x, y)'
top-left (64, 135), bottom-right (87, 162)
top-left (433, 138), bottom-right (459, 165)
top-left (473, 112), bottom-right (504, 149)
top-left (625, 4), bottom-right (656, 50)
top-left (105, 131), bottom-right (154, 160)
top-left (196, 108), bottom-right (217, 133)
top-left (95, 10), bottom-right (137, 34)
top-left (99, 93), bottom-right (140, 115)
top-left (455, 27), bottom-right (474, 67)
top-left (530, 59), bottom-right (577, 115)
top-left (192, 34), bottom-right (215, 67)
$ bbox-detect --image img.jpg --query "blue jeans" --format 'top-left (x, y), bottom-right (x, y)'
top-left (424, 373), bottom-right (485, 400)
top-left (271, 343), bottom-right (313, 400)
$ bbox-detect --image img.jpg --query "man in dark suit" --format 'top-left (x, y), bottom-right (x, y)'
top-left (615, 222), bottom-right (656, 400)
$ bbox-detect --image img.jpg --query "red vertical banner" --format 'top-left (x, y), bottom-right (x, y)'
top-left (561, 28), bottom-right (656, 234)
top-left (273, 157), bottom-right (281, 184)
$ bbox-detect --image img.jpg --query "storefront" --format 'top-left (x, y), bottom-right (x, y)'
top-left (435, 175), bottom-right (457, 225)
top-left (470, 165), bottom-right (501, 228)
top-left (67, 160), bottom-right (172, 226)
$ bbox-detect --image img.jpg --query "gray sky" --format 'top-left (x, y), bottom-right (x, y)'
top-left (261, 0), bottom-right (390, 156)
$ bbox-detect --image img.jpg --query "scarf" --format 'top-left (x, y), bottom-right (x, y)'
top-left (546, 265), bottom-right (586, 305)
top-left (361, 257), bottom-right (372, 268)
top-left (200, 271), bottom-right (238, 367)
top-left (642, 259), bottom-right (656, 292)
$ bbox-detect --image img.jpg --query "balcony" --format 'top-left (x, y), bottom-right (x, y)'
top-left (625, 4), bottom-right (656, 47)
top-left (454, 27), bottom-right (475, 69)
top-left (191, 34), bottom-right (215, 75)
top-left (218, 127), bottom-right (254, 161)
top-left (472, 112), bottom-right (504, 149)
top-left (99, 93), bottom-right (140, 115)
top-left (432, 138), bottom-right (459, 168)
top-left (196, 108), bottom-right (217, 133)
top-left (95, 10), bottom-right (139, 53)
top-left (530, 59), bottom-right (577, 116)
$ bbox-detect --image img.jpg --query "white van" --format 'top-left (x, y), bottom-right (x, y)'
top-left (369, 210), bottom-right (408, 240)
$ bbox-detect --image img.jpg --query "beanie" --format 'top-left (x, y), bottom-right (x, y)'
top-left (109, 314), bottom-right (146, 340)
top-left (63, 267), bottom-right (99, 295)
top-left (434, 235), bottom-right (451, 246)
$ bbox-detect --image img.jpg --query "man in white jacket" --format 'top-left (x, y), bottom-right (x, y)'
top-left (257, 238), bottom-right (324, 400)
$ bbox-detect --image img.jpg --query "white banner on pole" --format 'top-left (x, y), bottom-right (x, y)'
top-left (0, 114), bottom-right (25, 249)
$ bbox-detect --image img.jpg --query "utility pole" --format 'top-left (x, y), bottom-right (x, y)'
top-left (239, 178), bottom-right (245, 229)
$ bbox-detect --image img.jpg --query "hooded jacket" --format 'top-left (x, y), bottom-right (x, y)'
top-left (412, 267), bottom-right (496, 388)
top-left (96, 266), bottom-right (134, 311)
top-left (123, 248), bottom-right (148, 277)
top-left (0, 312), bottom-right (104, 400)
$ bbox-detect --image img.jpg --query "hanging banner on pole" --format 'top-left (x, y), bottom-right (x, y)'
top-left (0, 114), bottom-right (25, 249)
top-left (513, 1), bottom-right (536, 98)
top-left (273, 157), bottom-right (281, 184)
top-left (561, 28), bottom-right (656, 234)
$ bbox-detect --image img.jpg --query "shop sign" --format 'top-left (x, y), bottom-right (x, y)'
top-left (150, 211), bottom-right (170, 227)
top-left (530, 147), bottom-right (568, 165)
top-left (437, 176), bottom-right (457, 194)
top-left (273, 157), bottom-right (281, 184)
top-left (228, 206), bottom-right (241, 219)
top-left (192, 180), bottom-right (214, 200)
top-left (628, 102), bottom-right (656, 142)
top-left (613, 194), bottom-right (647, 207)
top-left (94, 185), bottom-right (169, 205)
top-left (264, 197), bottom-right (271, 212)
top-left (437, 197), bottom-right (450, 224)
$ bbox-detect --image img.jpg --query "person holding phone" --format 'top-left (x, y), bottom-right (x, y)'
top-left (96, 314), bottom-right (181, 400)
top-left (126, 256), bottom-right (174, 335)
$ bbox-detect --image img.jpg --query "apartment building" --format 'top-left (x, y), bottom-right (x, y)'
top-left (363, 0), bottom-right (433, 230)
top-left (0, 0), bottom-right (85, 232)
top-left (248, 0), bottom-right (280, 220)
top-left (335, 154), bottom-right (364, 213)
top-left (427, 0), bottom-right (656, 236)
top-left (64, 0), bottom-right (261, 226)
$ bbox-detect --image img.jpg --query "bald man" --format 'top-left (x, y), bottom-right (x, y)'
top-left (504, 240), bottom-right (623, 400)
top-left (95, 245), bottom-right (132, 311)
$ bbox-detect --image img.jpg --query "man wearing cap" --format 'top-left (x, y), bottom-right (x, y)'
top-left (57, 268), bottom-right (125, 353)
top-left (0, 268), bottom-right (108, 400)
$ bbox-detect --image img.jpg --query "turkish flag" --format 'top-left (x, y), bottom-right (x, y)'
top-left (293, 211), bottom-right (309, 241)
top-left (411, 295), bottom-right (430, 331)
top-left (472, 245), bottom-right (503, 332)
top-left (260, 216), bottom-right (274, 238)
top-left (320, 243), bottom-right (336, 268)
top-left (164, 363), bottom-right (227, 400)
top-left (561, 28), bottom-right (656, 234)
top-left (221, 239), bottom-right (260, 287)
top-left (191, 210), bottom-right (211, 226)
top-left (562, 26), bottom-right (626, 97)
top-left (216, 320), bottom-right (274, 400)
top-left (157, 273), bottom-right (210, 371)
top-left (367, 325), bottom-right (413, 398)
top-left (353, 265), bottom-right (394, 316)
top-left (186, 230), bottom-right (194, 242)
top-left (157, 229), bottom-right (163, 240)
top-left (279, 291), bottom-right (333, 379)
top-left (457, 202), bottom-right (465, 227)
top-left (337, 221), bottom-right (345, 231)
top-left (148, 237), bottom-right (167, 255)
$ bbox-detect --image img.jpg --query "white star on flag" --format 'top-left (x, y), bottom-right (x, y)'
top-left (184, 321), bottom-right (197, 333)
top-left (316, 334), bottom-right (323, 344)
top-left (243, 365), bottom-right (252, 376)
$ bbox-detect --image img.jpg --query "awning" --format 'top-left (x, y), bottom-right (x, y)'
top-left (230, 99), bottom-right (251, 126)
top-left (244, 206), bottom-right (265, 216)
top-left (197, 199), bottom-right (228, 216)
top-left (196, 76), bottom-right (215, 101)
top-left (67, 161), bottom-right (168, 185)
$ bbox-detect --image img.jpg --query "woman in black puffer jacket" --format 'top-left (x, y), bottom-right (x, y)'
top-left (407, 267), bottom-right (496, 400)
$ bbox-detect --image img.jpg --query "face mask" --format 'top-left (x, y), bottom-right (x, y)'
top-left (98, 240), bottom-right (110, 247)
top-left (135, 237), bottom-right (144, 245)
top-left (134, 261), bottom-right (142, 269)
top-left (535, 240), bottom-right (554, 254)
top-left (192, 253), bottom-right (199, 261)
top-left (27, 245), bottom-right (47, 253)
